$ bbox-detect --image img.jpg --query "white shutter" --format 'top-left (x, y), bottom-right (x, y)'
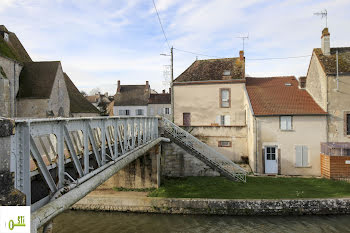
top-left (169, 108), bottom-right (171, 114)
top-left (302, 146), bottom-right (308, 167)
top-left (162, 108), bottom-right (165, 115)
top-left (280, 117), bottom-right (287, 130)
top-left (287, 116), bottom-right (292, 130)
top-left (295, 146), bottom-right (302, 167)
top-left (216, 115), bottom-right (220, 124)
top-left (224, 115), bottom-right (230, 126)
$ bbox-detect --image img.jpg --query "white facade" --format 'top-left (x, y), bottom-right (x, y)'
top-left (148, 104), bottom-right (172, 120)
top-left (113, 106), bottom-right (148, 117)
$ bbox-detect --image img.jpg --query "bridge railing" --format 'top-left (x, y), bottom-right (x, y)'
top-left (10, 116), bottom-right (159, 209)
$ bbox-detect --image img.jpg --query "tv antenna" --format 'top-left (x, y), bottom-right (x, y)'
top-left (314, 9), bottom-right (328, 27)
top-left (237, 33), bottom-right (249, 51)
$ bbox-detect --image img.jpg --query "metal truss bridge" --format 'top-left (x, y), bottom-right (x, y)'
top-left (4, 116), bottom-right (246, 232)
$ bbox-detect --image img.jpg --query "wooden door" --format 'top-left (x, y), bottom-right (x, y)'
top-left (183, 113), bottom-right (191, 126)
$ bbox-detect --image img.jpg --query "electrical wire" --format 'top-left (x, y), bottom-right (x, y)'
top-left (246, 55), bottom-right (311, 61)
top-left (152, 0), bottom-right (171, 50)
top-left (173, 48), bottom-right (219, 58)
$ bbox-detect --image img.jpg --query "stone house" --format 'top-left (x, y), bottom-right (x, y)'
top-left (148, 89), bottom-right (171, 120)
top-left (305, 28), bottom-right (350, 144)
top-left (173, 51), bottom-right (247, 161)
top-left (113, 80), bottom-right (151, 116)
top-left (0, 25), bottom-right (99, 118)
top-left (245, 77), bottom-right (327, 176)
top-left (86, 92), bottom-right (112, 115)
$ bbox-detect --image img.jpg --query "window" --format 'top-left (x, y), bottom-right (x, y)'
top-left (295, 145), bottom-right (309, 167)
top-left (218, 141), bottom-right (231, 147)
top-left (216, 115), bottom-right (230, 126)
top-left (266, 147), bottom-right (276, 160)
top-left (136, 109), bottom-right (144, 116)
top-left (280, 116), bottom-right (292, 130)
top-left (118, 110), bottom-right (130, 116)
top-left (3, 32), bottom-right (9, 42)
top-left (223, 70), bottom-right (231, 76)
top-left (220, 89), bottom-right (230, 108)
top-left (165, 108), bottom-right (171, 115)
top-left (346, 113), bottom-right (350, 135)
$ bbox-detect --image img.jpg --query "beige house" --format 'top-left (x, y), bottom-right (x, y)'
top-left (305, 28), bottom-right (350, 144)
top-left (173, 51), bottom-right (247, 161)
top-left (245, 77), bottom-right (327, 176)
top-left (148, 90), bottom-right (171, 120)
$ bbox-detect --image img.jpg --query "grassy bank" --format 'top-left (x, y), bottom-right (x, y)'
top-left (148, 176), bottom-right (350, 199)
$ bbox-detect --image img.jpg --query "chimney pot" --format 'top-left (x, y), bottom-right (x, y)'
top-left (117, 80), bottom-right (121, 93)
top-left (239, 50), bottom-right (244, 61)
top-left (321, 28), bottom-right (330, 56)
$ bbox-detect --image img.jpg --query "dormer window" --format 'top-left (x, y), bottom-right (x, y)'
top-left (223, 70), bottom-right (231, 76)
top-left (3, 32), bottom-right (9, 42)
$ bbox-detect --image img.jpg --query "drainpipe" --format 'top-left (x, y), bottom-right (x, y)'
top-left (13, 62), bottom-right (16, 117)
top-left (255, 117), bottom-right (258, 173)
top-left (336, 50), bottom-right (339, 91)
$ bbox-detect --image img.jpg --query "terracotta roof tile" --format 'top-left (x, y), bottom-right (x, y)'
top-left (246, 77), bottom-right (327, 116)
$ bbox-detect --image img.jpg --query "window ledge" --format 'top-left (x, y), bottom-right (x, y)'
top-left (280, 129), bottom-right (294, 132)
top-left (295, 165), bottom-right (312, 168)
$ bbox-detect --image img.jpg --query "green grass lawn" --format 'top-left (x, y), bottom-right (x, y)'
top-left (148, 176), bottom-right (350, 199)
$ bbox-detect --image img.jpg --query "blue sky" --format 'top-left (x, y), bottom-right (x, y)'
top-left (1, 0), bottom-right (349, 95)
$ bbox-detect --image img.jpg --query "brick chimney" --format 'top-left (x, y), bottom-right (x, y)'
top-left (162, 89), bottom-right (165, 94)
top-left (321, 28), bottom-right (330, 56)
top-left (117, 80), bottom-right (121, 93)
top-left (239, 50), bottom-right (245, 79)
top-left (299, 76), bottom-right (306, 89)
top-left (145, 81), bottom-right (150, 93)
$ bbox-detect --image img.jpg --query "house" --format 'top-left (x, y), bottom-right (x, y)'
top-left (0, 25), bottom-right (99, 118)
top-left (148, 89), bottom-right (171, 120)
top-left (173, 51), bottom-right (247, 161)
top-left (245, 76), bottom-right (327, 176)
top-left (86, 92), bottom-right (112, 115)
top-left (64, 73), bottom-right (100, 117)
top-left (305, 28), bottom-right (350, 143)
top-left (113, 80), bottom-right (151, 116)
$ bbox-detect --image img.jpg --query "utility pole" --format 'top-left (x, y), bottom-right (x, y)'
top-left (171, 46), bottom-right (174, 122)
top-left (161, 47), bottom-right (174, 122)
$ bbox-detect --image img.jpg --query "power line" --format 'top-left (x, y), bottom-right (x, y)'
top-left (152, 0), bottom-right (171, 50)
top-left (246, 55), bottom-right (311, 61)
top-left (173, 48), bottom-right (219, 58)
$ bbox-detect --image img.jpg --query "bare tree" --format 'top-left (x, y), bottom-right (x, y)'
top-left (89, 88), bottom-right (101, 96)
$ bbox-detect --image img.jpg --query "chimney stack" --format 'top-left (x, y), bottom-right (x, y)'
top-left (321, 28), bottom-right (330, 56)
top-left (169, 88), bottom-right (171, 94)
top-left (162, 89), bottom-right (165, 94)
top-left (239, 50), bottom-right (244, 61)
top-left (145, 81), bottom-right (150, 93)
top-left (117, 80), bottom-right (121, 93)
top-left (239, 50), bottom-right (245, 79)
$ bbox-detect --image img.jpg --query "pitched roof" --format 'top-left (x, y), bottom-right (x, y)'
top-left (114, 85), bottom-right (150, 106)
top-left (174, 57), bottom-right (244, 82)
top-left (86, 95), bottom-right (99, 103)
top-left (17, 61), bottom-right (60, 99)
top-left (246, 77), bottom-right (327, 116)
top-left (64, 73), bottom-right (100, 114)
top-left (0, 25), bottom-right (32, 62)
top-left (314, 47), bottom-right (350, 74)
top-left (148, 93), bottom-right (171, 104)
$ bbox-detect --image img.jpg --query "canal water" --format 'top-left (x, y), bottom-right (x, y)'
top-left (52, 210), bottom-right (350, 233)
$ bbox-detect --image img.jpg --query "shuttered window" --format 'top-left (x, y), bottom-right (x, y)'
top-left (280, 116), bottom-right (292, 130)
top-left (119, 110), bottom-right (130, 116)
top-left (136, 109), bottom-right (144, 116)
top-left (295, 145), bottom-right (309, 167)
top-left (216, 115), bottom-right (230, 126)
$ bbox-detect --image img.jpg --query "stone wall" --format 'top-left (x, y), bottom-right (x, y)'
top-left (0, 118), bottom-right (26, 205)
top-left (73, 194), bottom-right (350, 216)
top-left (98, 144), bottom-right (160, 189)
top-left (161, 142), bottom-right (219, 177)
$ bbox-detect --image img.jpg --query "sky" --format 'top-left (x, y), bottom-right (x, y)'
top-left (0, 0), bottom-right (349, 95)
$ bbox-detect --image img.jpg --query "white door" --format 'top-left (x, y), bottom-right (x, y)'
top-left (265, 146), bottom-right (278, 174)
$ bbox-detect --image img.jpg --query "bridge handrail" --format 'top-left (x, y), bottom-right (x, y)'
top-left (161, 118), bottom-right (247, 175)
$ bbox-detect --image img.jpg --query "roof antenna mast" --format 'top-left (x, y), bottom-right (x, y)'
top-left (314, 9), bottom-right (328, 27)
top-left (237, 33), bottom-right (249, 51)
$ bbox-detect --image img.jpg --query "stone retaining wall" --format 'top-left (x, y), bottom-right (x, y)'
top-left (72, 194), bottom-right (350, 216)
